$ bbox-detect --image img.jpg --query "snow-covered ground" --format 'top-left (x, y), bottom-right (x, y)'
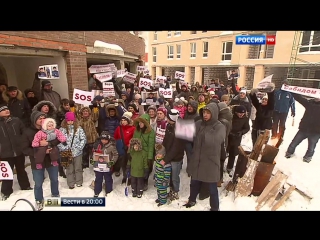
top-left (1, 101), bottom-right (319, 211)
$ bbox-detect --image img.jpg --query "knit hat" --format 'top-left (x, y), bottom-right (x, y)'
top-left (157, 107), bottom-right (167, 116)
top-left (240, 89), bottom-right (247, 94)
top-left (221, 94), bottom-right (230, 102)
top-left (41, 80), bottom-right (51, 88)
top-left (234, 105), bottom-right (246, 113)
top-left (155, 143), bottom-right (166, 156)
top-left (0, 104), bottom-right (8, 112)
top-left (100, 131), bottom-right (111, 140)
top-left (30, 111), bottom-right (45, 126)
top-left (147, 105), bottom-right (157, 113)
top-left (65, 112), bottom-right (76, 121)
top-left (122, 111), bottom-right (133, 123)
top-left (174, 98), bottom-right (183, 105)
top-left (218, 102), bottom-right (228, 111)
top-left (167, 109), bottom-right (180, 122)
top-left (8, 86), bottom-right (18, 92)
top-left (93, 95), bottom-right (104, 102)
top-left (42, 118), bottom-right (57, 130)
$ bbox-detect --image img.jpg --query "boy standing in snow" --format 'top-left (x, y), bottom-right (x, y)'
top-left (126, 138), bottom-right (148, 198)
top-left (92, 131), bottom-right (118, 197)
top-left (154, 143), bottom-right (171, 206)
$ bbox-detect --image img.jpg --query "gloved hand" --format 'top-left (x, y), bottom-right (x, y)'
top-left (107, 161), bottom-right (115, 168)
top-left (291, 112), bottom-right (295, 117)
top-left (144, 169), bottom-right (149, 179)
top-left (250, 88), bottom-right (259, 95)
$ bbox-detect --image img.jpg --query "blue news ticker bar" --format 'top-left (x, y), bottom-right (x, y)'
top-left (61, 197), bottom-right (105, 207)
top-left (235, 35), bottom-right (266, 45)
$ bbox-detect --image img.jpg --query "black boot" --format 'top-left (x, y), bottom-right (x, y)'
top-left (59, 166), bottom-right (66, 178)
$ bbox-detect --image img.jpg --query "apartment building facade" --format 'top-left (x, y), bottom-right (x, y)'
top-left (148, 31), bottom-right (320, 89)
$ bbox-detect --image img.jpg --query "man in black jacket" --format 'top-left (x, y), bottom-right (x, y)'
top-left (0, 104), bottom-right (32, 200)
top-left (285, 94), bottom-right (320, 163)
top-left (21, 111), bottom-right (61, 210)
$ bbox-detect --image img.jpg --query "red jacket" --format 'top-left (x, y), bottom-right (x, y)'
top-left (131, 112), bottom-right (140, 120)
top-left (114, 124), bottom-right (136, 146)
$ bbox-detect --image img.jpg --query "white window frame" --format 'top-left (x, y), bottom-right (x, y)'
top-left (300, 69), bottom-right (310, 79)
top-left (176, 44), bottom-right (181, 59)
top-left (190, 31), bottom-right (197, 34)
top-left (299, 31), bottom-right (320, 53)
top-left (203, 41), bottom-right (208, 58)
top-left (152, 47), bottom-right (157, 62)
top-left (167, 31), bottom-right (172, 37)
top-left (190, 43), bottom-right (196, 58)
top-left (222, 42), bottom-right (233, 61)
top-left (167, 45), bottom-right (174, 59)
top-left (154, 31), bottom-right (158, 41)
top-left (174, 31), bottom-right (181, 36)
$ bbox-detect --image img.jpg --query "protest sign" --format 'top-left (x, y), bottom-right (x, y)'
top-left (139, 78), bottom-right (153, 90)
top-left (175, 71), bottom-right (185, 81)
top-left (159, 88), bottom-right (173, 98)
top-left (156, 76), bottom-right (167, 84)
top-left (156, 128), bottom-right (166, 143)
top-left (123, 72), bottom-right (136, 84)
top-left (175, 119), bottom-right (195, 142)
top-left (38, 64), bottom-right (60, 79)
top-left (0, 161), bottom-right (13, 180)
top-left (103, 82), bottom-right (115, 97)
top-left (257, 74), bottom-right (273, 89)
top-left (89, 65), bottom-right (113, 74)
top-left (94, 72), bottom-right (113, 82)
top-left (227, 68), bottom-right (240, 80)
top-left (73, 89), bottom-right (94, 106)
top-left (141, 92), bottom-right (159, 105)
top-left (116, 69), bottom-right (127, 78)
top-left (137, 66), bottom-right (146, 72)
top-left (281, 84), bottom-right (320, 99)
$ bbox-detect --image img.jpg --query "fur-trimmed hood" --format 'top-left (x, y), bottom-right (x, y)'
top-left (32, 100), bottom-right (57, 116)
top-left (79, 106), bottom-right (92, 117)
top-left (42, 117), bottom-right (57, 130)
top-left (2, 89), bottom-right (24, 103)
top-left (133, 114), bottom-right (152, 133)
top-left (105, 104), bottom-right (119, 117)
top-left (129, 138), bottom-right (142, 151)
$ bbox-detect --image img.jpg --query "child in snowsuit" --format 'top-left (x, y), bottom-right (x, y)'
top-left (154, 143), bottom-right (172, 206)
top-left (32, 118), bottom-right (67, 169)
top-left (92, 131), bottom-right (118, 197)
top-left (126, 138), bottom-right (148, 198)
top-left (173, 97), bottom-right (187, 119)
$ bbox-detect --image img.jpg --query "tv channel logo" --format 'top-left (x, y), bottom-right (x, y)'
top-left (236, 35), bottom-right (276, 45)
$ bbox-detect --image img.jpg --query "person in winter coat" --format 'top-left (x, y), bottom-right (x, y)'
top-left (32, 100), bottom-right (57, 120)
top-left (162, 109), bottom-right (184, 201)
top-left (58, 112), bottom-right (86, 189)
top-left (113, 112), bottom-right (135, 181)
top-left (226, 105), bottom-right (250, 174)
top-left (230, 89), bottom-right (252, 116)
top-left (220, 94), bottom-right (230, 105)
top-left (127, 103), bottom-right (140, 120)
top-left (0, 104), bottom-right (32, 200)
top-left (56, 99), bottom-right (70, 128)
top-left (126, 138), bottom-right (148, 198)
top-left (133, 114), bottom-right (155, 191)
top-left (114, 80), bottom-right (134, 108)
top-left (78, 106), bottom-right (99, 169)
top-left (32, 118), bottom-right (67, 169)
top-left (38, 80), bottom-right (61, 109)
top-left (21, 111), bottom-right (60, 210)
top-left (92, 132), bottom-right (118, 197)
top-left (190, 85), bottom-right (199, 101)
top-left (176, 81), bottom-right (191, 99)
top-left (146, 105), bottom-right (158, 132)
top-left (197, 93), bottom-right (206, 113)
top-left (2, 86), bottom-right (31, 127)
top-left (154, 144), bottom-right (171, 206)
top-left (173, 97), bottom-right (187, 119)
top-left (24, 88), bottom-right (39, 109)
top-left (285, 93), bottom-right (320, 163)
top-left (272, 80), bottom-right (295, 139)
top-left (249, 83), bottom-right (275, 145)
top-left (184, 103), bottom-right (226, 211)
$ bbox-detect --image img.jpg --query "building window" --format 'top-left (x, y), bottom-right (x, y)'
top-left (300, 69), bottom-right (310, 79)
top-left (190, 43), bottom-right (196, 58)
top-left (190, 31), bottom-right (197, 34)
top-left (299, 31), bottom-right (320, 52)
top-left (174, 31), bottom-right (181, 36)
top-left (167, 31), bottom-right (172, 37)
top-left (222, 41), bottom-right (233, 61)
top-left (203, 42), bottom-right (208, 58)
top-left (167, 45), bottom-right (174, 59)
top-left (152, 47), bottom-right (157, 62)
top-left (154, 31), bottom-right (158, 41)
top-left (176, 45), bottom-right (181, 59)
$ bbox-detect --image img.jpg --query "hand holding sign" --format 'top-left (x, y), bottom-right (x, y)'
top-left (139, 78), bottom-right (153, 90)
top-left (175, 71), bottom-right (185, 81)
top-left (73, 89), bottom-right (94, 106)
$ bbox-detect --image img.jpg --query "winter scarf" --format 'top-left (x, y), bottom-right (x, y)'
top-left (43, 129), bottom-right (56, 141)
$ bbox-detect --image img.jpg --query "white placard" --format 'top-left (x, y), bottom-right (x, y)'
top-left (257, 74), bottom-right (273, 89)
top-left (103, 82), bottom-right (115, 97)
top-left (156, 127), bottom-right (166, 143)
top-left (73, 89), bottom-right (94, 106)
top-left (137, 66), bottom-right (146, 72)
top-left (281, 84), bottom-right (320, 98)
top-left (94, 72), bottom-right (113, 82)
top-left (158, 88), bottom-right (173, 98)
top-left (123, 72), bottom-right (136, 84)
top-left (139, 78), bottom-right (153, 90)
top-left (116, 69), bottom-right (127, 78)
top-left (38, 64), bottom-right (60, 79)
top-left (143, 69), bottom-right (150, 75)
top-left (175, 119), bottom-right (195, 142)
top-left (175, 71), bottom-right (185, 81)
top-left (0, 161), bottom-right (14, 180)
top-left (89, 65), bottom-right (113, 74)
top-left (156, 76), bottom-right (167, 84)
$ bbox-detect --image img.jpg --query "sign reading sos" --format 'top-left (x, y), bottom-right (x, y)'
top-left (0, 162), bottom-right (9, 178)
top-left (73, 89), bottom-right (95, 106)
top-left (0, 161), bottom-right (13, 180)
top-left (175, 71), bottom-right (185, 80)
top-left (158, 88), bottom-right (173, 98)
top-left (139, 78), bottom-right (153, 89)
top-left (74, 93), bottom-right (92, 102)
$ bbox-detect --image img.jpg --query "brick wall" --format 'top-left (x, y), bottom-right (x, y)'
top-left (0, 31), bottom-right (145, 56)
top-left (65, 51), bottom-right (88, 98)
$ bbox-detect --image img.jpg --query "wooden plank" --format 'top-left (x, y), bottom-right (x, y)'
top-left (235, 159), bottom-right (259, 198)
top-left (238, 146), bottom-right (248, 158)
top-left (274, 138), bottom-right (283, 148)
top-left (250, 131), bottom-right (269, 160)
top-left (256, 170), bottom-right (283, 203)
top-left (260, 145), bottom-right (279, 164)
top-left (266, 174), bottom-right (288, 207)
top-left (271, 185), bottom-right (296, 211)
